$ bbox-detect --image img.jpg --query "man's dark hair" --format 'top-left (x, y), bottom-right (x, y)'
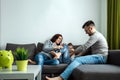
top-left (82, 20), bottom-right (95, 28)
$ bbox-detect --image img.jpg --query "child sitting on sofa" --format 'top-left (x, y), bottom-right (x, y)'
top-left (68, 43), bottom-right (75, 60)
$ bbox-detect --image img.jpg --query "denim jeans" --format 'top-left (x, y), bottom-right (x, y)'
top-left (35, 53), bottom-right (59, 67)
top-left (35, 44), bottom-right (71, 67)
top-left (60, 54), bottom-right (107, 80)
top-left (59, 44), bottom-right (71, 63)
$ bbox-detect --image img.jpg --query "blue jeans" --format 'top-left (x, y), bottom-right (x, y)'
top-left (60, 54), bottom-right (107, 80)
top-left (59, 44), bottom-right (71, 63)
top-left (35, 53), bottom-right (59, 67)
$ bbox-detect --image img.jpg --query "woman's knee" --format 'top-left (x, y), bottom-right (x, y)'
top-left (53, 59), bottom-right (60, 65)
top-left (35, 53), bottom-right (44, 63)
top-left (61, 44), bottom-right (69, 52)
top-left (36, 53), bottom-right (43, 59)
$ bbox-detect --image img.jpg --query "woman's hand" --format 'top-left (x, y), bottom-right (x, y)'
top-left (54, 45), bottom-right (63, 49)
top-left (54, 52), bottom-right (61, 59)
top-left (51, 51), bottom-right (61, 59)
top-left (58, 45), bottom-right (63, 49)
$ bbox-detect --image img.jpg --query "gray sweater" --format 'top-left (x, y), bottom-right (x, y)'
top-left (43, 40), bottom-right (54, 53)
top-left (42, 40), bottom-right (56, 59)
top-left (75, 31), bottom-right (108, 57)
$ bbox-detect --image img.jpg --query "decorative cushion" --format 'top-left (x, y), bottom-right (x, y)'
top-left (36, 42), bottom-right (44, 53)
top-left (6, 43), bottom-right (36, 61)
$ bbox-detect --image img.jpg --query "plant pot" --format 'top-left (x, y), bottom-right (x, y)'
top-left (16, 60), bottom-right (28, 71)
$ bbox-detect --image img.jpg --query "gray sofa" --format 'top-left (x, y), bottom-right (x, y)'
top-left (6, 43), bottom-right (120, 80)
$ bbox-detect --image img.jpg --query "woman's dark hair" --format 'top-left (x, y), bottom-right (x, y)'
top-left (50, 34), bottom-right (63, 45)
top-left (82, 20), bottom-right (95, 28)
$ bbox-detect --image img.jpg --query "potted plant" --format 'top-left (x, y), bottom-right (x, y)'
top-left (14, 47), bottom-right (29, 71)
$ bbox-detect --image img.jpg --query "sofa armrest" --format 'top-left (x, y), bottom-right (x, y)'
top-left (107, 50), bottom-right (120, 66)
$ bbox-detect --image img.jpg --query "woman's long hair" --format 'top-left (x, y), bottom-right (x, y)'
top-left (50, 34), bottom-right (63, 45)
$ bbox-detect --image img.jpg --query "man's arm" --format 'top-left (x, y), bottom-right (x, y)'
top-left (75, 34), bottom-right (98, 55)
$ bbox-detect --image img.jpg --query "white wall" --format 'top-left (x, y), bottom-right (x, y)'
top-left (0, 0), bottom-right (107, 49)
top-left (0, 0), bottom-right (1, 49)
top-left (100, 0), bottom-right (107, 37)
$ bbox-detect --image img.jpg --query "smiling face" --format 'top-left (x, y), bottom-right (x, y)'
top-left (82, 20), bottom-right (96, 36)
top-left (51, 34), bottom-right (63, 45)
top-left (84, 25), bottom-right (96, 36)
top-left (55, 36), bottom-right (63, 45)
top-left (84, 26), bottom-right (92, 34)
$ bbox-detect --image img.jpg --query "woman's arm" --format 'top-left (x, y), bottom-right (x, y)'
top-left (43, 40), bottom-right (54, 52)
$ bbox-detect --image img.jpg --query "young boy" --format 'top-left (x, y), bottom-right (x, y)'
top-left (68, 43), bottom-right (75, 60)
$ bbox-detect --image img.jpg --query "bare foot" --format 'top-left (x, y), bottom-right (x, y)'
top-left (46, 76), bottom-right (62, 80)
top-left (28, 59), bottom-right (36, 64)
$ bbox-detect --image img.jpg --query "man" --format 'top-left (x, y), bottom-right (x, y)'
top-left (46, 20), bottom-right (108, 80)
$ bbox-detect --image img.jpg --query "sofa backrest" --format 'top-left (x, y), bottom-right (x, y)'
top-left (36, 42), bottom-right (44, 53)
top-left (6, 43), bottom-right (36, 61)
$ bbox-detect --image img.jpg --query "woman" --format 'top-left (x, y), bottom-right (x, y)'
top-left (35, 34), bottom-right (71, 67)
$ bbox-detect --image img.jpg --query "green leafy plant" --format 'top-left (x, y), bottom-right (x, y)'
top-left (14, 47), bottom-right (29, 60)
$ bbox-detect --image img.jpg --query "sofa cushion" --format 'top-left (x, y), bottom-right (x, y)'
top-left (72, 64), bottom-right (120, 80)
top-left (6, 43), bottom-right (36, 61)
top-left (36, 42), bottom-right (44, 53)
top-left (107, 50), bottom-right (120, 66)
top-left (43, 64), bottom-right (68, 74)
